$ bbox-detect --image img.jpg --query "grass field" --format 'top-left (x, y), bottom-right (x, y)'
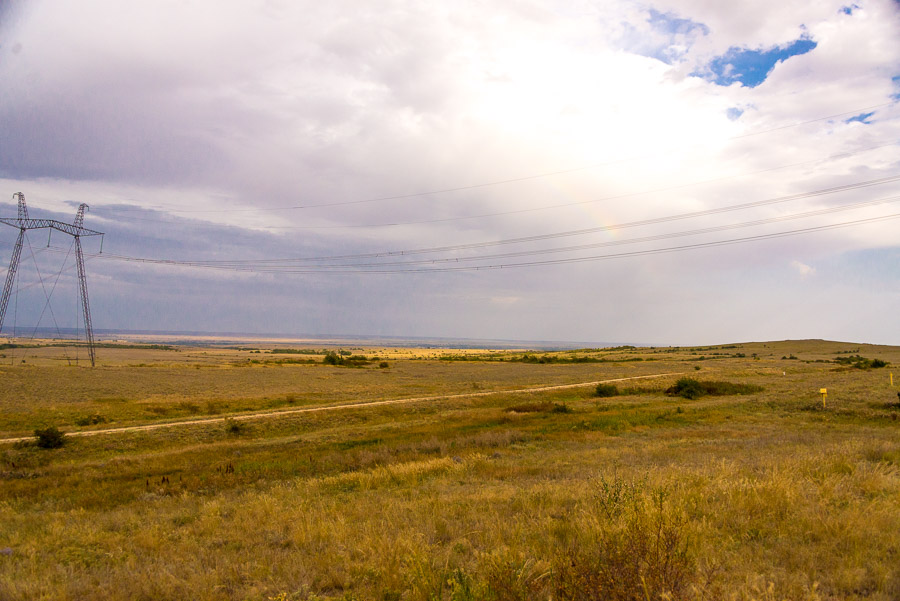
top-left (1, 339), bottom-right (899, 600)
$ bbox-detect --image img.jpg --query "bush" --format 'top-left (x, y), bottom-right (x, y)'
top-left (834, 355), bottom-right (889, 369)
top-left (594, 384), bottom-right (619, 398)
top-left (666, 378), bottom-right (763, 400)
top-left (34, 426), bottom-right (66, 449)
top-left (666, 378), bottom-right (705, 400)
top-left (224, 418), bottom-right (246, 435)
top-left (379, 361), bottom-right (389, 368)
top-left (322, 352), bottom-right (370, 367)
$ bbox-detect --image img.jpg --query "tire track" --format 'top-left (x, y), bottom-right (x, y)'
top-left (0, 372), bottom-right (682, 444)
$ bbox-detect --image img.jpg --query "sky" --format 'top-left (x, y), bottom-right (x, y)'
top-left (0, 0), bottom-right (899, 346)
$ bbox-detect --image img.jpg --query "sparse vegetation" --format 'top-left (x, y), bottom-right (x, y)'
top-left (0, 339), bottom-right (899, 599)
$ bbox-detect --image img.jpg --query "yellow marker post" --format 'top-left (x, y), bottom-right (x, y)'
top-left (891, 373), bottom-right (894, 387)
top-left (819, 388), bottom-right (827, 408)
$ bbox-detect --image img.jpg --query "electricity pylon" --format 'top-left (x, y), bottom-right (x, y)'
top-left (0, 192), bottom-right (104, 366)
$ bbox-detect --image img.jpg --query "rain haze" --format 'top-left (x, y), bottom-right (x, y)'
top-left (1, 0), bottom-right (899, 346)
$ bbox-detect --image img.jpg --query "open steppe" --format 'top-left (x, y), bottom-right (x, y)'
top-left (1, 339), bottom-right (899, 600)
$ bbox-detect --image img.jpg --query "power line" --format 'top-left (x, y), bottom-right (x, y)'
top-left (78, 173), bottom-right (900, 266)
top-left (72, 204), bottom-right (900, 274)
top-left (240, 194), bottom-right (900, 269)
top-left (96, 102), bottom-right (896, 218)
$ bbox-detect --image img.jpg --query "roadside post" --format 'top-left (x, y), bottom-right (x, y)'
top-left (819, 388), bottom-right (827, 408)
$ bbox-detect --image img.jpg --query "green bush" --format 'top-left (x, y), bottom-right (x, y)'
top-left (594, 384), bottom-right (619, 398)
top-left (666, 378), bottom-right (763, 400)
top-left (666, 378), bottom-right (705, 400)
top-left (834, 355), bottom-right (889, 369)
top-left (34, 426), bottom-right (66, 449)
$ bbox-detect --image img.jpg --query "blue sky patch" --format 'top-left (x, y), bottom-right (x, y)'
top-left (698, 36), bottom-right (817, 88)
top-left (726, 107), bottom-right (744, 121)
top-left (840, 4), bottom-right (860, 15)
top-left (845, 111), bottom-right (875, 124)
top-left (620, 9), bottom-right (709, 65)
top-left (647, 9), bottom-right (710, 37)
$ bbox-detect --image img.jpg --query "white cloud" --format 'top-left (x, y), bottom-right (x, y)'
top-left (791, 259), bottom-right (816, 278)
top-left (1, 0), bottom-right (899, 344)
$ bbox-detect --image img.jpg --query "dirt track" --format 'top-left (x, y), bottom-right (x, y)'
top-left (0, 372), bottom-right (682, 444)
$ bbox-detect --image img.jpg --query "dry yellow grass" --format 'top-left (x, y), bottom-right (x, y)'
top-left (1, 339), bottom-right (899, 600)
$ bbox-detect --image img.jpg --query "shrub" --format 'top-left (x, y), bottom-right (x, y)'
top-left (224, 418), bottom-right (246, 435)
top-left (34, 426), bottom-right (66, 449)
top-left (594, 384), bottom-right (619, 398)
top-left (322, 352), bottom-right (370, 367)
top-left (379, 361), bottom-right (389, 368)
top-left (700, 381), bottom-right (763, 395)
top-left (666, 378), bottom-right (763, 399)
top-left (666, 378), bottom-right (705, 400)
top-left (834, 355), bottom-right (889, 369)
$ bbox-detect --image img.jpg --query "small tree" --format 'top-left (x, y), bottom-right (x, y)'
top-left (595, 383), bottom-right (620, 398)
top-left (34, 426), bottom-right (66, 449)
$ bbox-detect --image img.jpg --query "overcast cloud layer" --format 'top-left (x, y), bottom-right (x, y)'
top-left (1, 0), bottom-right (899, 346)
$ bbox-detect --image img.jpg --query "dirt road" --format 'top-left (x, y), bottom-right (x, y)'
top-left (0, 372), bottom-right (682, 444)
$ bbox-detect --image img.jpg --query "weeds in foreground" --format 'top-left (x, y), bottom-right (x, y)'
top-left (402, 478), bottom-right (695, 601)
top-left (554, 485), bottom-right (694, 601)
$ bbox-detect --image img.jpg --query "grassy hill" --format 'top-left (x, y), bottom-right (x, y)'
top-left (1, 339), bottom-right (899, 600)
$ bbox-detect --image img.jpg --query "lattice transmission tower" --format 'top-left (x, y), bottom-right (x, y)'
top-left (0, 192), bottom-right (105, 366)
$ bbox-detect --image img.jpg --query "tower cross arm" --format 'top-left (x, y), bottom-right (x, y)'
top-left (0, 218), bottom-right (103, 237)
